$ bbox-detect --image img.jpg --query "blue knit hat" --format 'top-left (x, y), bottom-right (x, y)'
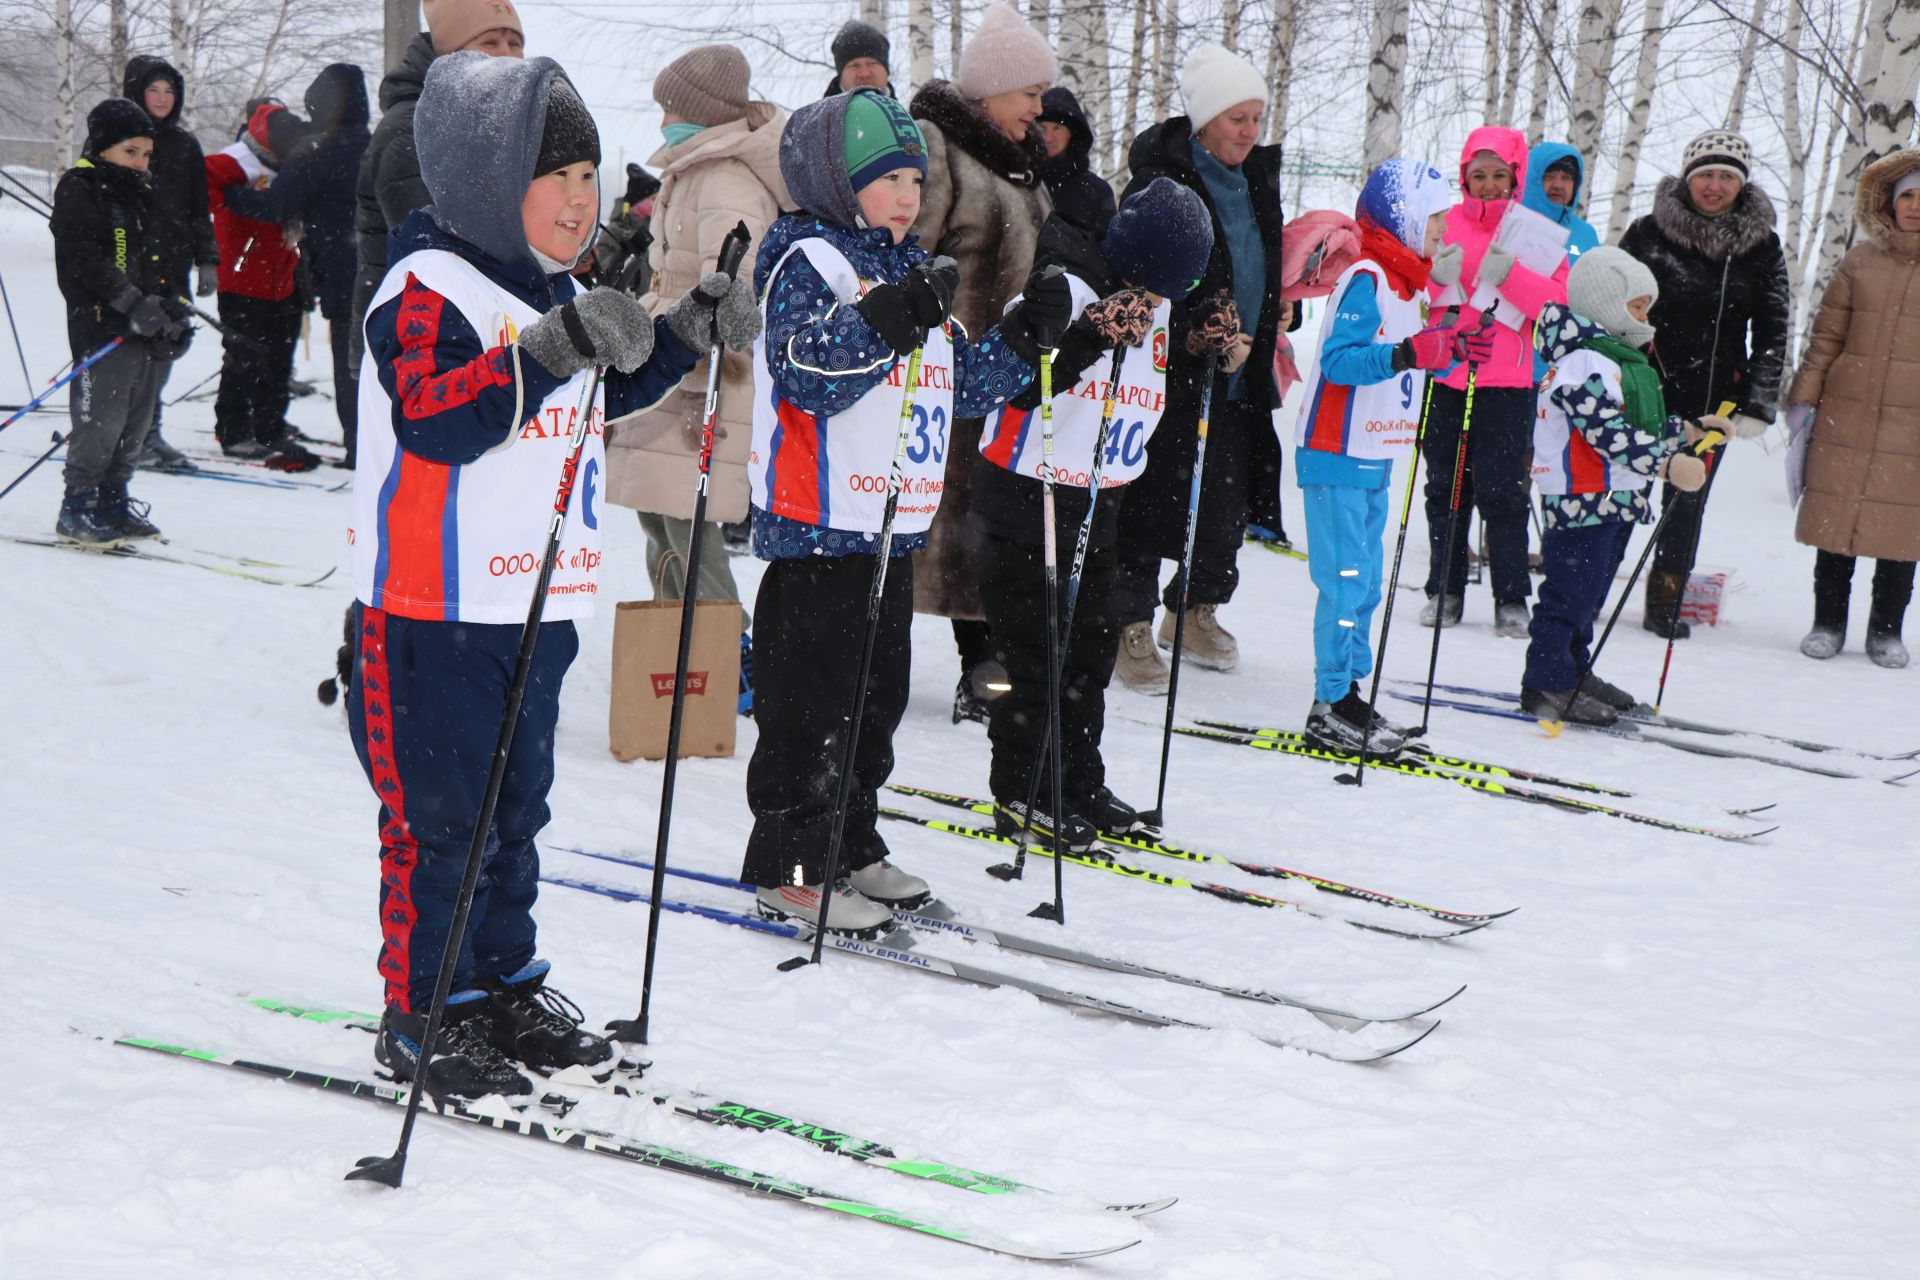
top-left (1099, 177), bottom-right (1214, 299)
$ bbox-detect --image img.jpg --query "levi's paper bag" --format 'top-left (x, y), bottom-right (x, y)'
top-left (609, 599), bottom-right (743, 761)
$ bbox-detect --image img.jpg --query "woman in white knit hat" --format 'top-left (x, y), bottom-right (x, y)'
top-left (906, 1), bottom-right (1058, 723)
top-left (1111, 42), bottom-right (1293, 692)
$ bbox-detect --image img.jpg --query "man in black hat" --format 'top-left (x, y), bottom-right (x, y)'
top-left (824, 18), bottom-right (892, 97)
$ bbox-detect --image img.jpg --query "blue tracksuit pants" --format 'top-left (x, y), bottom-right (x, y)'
top-left (1523, 522), bottom-right (1634, 691)
top-left (1300, 460), bottom-right (1391, 705)
top-left (347, 602), bottom-right (578, 1012)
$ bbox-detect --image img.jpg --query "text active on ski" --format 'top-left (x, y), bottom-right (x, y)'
top-left (556, 845), bottom-right (1466, 1028)
top-left (115, 1038), bottom-right (1137, 1262)
top-left (877, 805), bottom-right (1490, 940)
top-left (248, 997), bottom-right (1175, 1216)
top-left (1171, 725), bottom-right (1777, 842)
top-left (883, 782), bottom-right (1516, 925)
top-left (543, 872), bottom-right (1439, 1065)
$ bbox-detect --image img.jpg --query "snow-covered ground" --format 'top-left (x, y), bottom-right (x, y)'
top-left (3, 192), bottom-right (1916, 1278)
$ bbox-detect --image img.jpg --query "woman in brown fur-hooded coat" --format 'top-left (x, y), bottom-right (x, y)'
top-left (1786, 147), bottom-right (1920, 661)
top-left (905, 4), bottom-right (1056, 634)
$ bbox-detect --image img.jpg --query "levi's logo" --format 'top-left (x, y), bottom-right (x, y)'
top-left (650, 671), bottom-right (710, 698)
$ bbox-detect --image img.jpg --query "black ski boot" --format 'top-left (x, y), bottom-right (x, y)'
top-left (1521, 685), bottom-right (1619, 726)
top-left (1083, 785), bottom-right (1152, 837)
top-left (375, 997), bottom-right (533, 1098)
top-left (1576, 672), bottom-right (1640, 712)
top-left (1306, 691), bottom-right (1408, 755)
top-left (55, 488), bottom-right (127, 547)
top-left (952, 675), bottom-right (989, 724)
top-left (993, 799), bottom-right (1097, 852)
top-left (483, 962), bottom-right (616, 1077)
top-left (99, 481), bottom-right (161, 541)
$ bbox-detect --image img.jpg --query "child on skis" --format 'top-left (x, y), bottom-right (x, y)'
top-left (972, 177), bottom-right (1215, 847)
top-left (1293, 159), bottom-right (1461, 754)
top-left (741, 87), bottom-right (1066, 934)
top-left (1524, 247), bottom-right (1726, 724)
top-left (49, 98), bottom-right (190, 545)
top-left (347, 53), bottom-right (756, 1097)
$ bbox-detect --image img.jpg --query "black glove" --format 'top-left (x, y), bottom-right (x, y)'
top-left (999, 268), bottom-right (1074, 364)
top-left (856, 255), bottom-right (959, 356)
top-left (127, 295), bottom-right (170, 338)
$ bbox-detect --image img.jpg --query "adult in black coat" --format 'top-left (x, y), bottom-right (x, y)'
top-left (218, 64), bottom-right (371, 449)
top-left (1036, 87), bottom-right (1114, 235)
top-left (1617, 131), bottom-right (1789, 638)
top-left (1110, 98), bottom-right (1293, 686)
top-left (120, 55), bottom-right (216, 470)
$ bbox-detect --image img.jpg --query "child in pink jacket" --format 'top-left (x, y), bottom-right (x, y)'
top-left (1420, 126), bottom-right (1569, 638)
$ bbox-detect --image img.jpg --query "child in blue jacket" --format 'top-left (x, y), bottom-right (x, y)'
top-left (740, 89), bottom-right (1066, 935)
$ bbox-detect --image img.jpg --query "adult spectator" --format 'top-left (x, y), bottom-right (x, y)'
top-left (1618, 129), bottom-right (1786, 639)
top-left (1036, 86), bottom-right (1115, 235)
top-left (606, 45), bottom-right (789, 635)
top-left (1520, 141), bottom-right (1600, 264)
top-left (1785, 148), bottom-right (1920, 669)
top-left (215, 64), bottom-right (370, 464)
top-left (908, 1), bottom-right (1057, 723)
top-left (121, 55), bottom-right (216, 473)
top-left (593, 163), bottom-right (660, 294)
top-left (1112, 43), bottom-right (1290, 690)
top-left (351, 0), bottom-right (524, 415)
top-left (824, 18), bottom-right (892, 96)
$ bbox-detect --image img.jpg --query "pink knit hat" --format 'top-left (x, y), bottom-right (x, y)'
top-left (955, 3), bottom-right (1057, 100)
top-left (424, 0), bottom-right (524, 55)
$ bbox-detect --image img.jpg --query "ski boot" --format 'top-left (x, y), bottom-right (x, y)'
top-left (482, 961), bottom-right (617, 1079)
top-left (375, 995), bottom-right (533, 1099)
top-left (755, 880), bottom-right (894, 938)
top-left (1306, 692), bottom-right (1407, 756)
top-left (55, 488), bottom-right (127, 547)
top-left (1082, 784), bottom-right (1153, 838)
top-left (99, 481), bottom-right (161, 541)
top-left (993, 799), bottom-right (1097, 853)
top-left (1577, 672), bottom-right (1641, 712)
top-left (1520, 685), bottom-right (1618, 726)
top-left (847, 858), bottom-right (932, 910)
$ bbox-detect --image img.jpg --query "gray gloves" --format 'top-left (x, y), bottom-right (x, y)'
top-left (1429, 242), bottom-right (1464, 288)
top-left (1478, 241), bottom-right (1516, 288)
top-left (519, 287), bottom-right (657, 378)
top-left (664, 271), bottom-right (761, 355)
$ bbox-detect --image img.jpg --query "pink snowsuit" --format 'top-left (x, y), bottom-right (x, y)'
top-left (1432, 126), bottom-right (1569, 391)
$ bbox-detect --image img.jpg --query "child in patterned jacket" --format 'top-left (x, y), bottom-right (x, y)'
top-left (1524, 246), bottom-right (1730, 725)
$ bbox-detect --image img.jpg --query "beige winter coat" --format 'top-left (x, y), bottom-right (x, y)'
top-left (604, 103), bottom-right (791, 524)
top-left (1790, 148), bottom-right (1920, 562)
top-left (907, 81), bottom-right (1052, 619)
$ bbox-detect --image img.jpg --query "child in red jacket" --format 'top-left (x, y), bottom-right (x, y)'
top-left (205, 102), bottom-right (318, 469)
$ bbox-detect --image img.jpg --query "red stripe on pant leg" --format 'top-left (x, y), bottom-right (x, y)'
top-left (358, 607), bottom-right (421, 1012)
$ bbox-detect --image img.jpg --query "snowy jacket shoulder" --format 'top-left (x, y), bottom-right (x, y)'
top-left (1617, 176), bottom-right (1788, 420)
top-left (352, 211), bottom-right (697, 623)
top-left (1790, 149), bottom-right (1920, 561)
top-left (356, 33), bottom-right (435, 278)
top-left (603, 102), bottom-right (792, 524)
top-left (50, 159), bottom-right (163, 355)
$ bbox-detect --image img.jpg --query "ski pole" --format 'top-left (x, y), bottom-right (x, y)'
top-left (1142, 353), bottom-right (1221, 831)
top-left (607, 221), bottom-right (752, 1045)
top-left (1652, 402), bottom-right (1738, 712)
top-left (0, 267), bottom-right (32, 393)
top-left (1340, 374), bottom-right (1437, 788)
top-left (780, 337), bottom-right (931, 973)
top-left (0, 338), bottom-right (121, 439)
top-left (989, 345), bottom-right (1129, 889)
top-left (1031, 345), bottom-right (1071, 922)
top-left (349, 360), bottom-right (607, 1190)
top-left (1418, 361), bottom-right (1480, 734)
top-left (0, 431), bottom-right (67, 505)
top-left (0, 170), bottom-right (52, 218)
top-left (164, 365), bottom-right (221, 407)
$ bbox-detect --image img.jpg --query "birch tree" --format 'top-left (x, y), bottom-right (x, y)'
top-left (1027, 0), bottom-right (1046, 39)
top-left (1122, 0), bottom-right (1149, 170)
top-left (54, 0), bottom-right (73, 169)
top-left (1223, 0), bottom-right (1242, 48)
top-left (1151, 0), bottom-right (1178, 124)
top-left (1811, 0), bottom-right (1920, 297)
top-left (1057, 0), bottom-right (1110, 156)
top-left (1265, 0), bottom-right (1300, 146)
top-left (1497, 0), bottom-right (1525, 124)
top-left (908, 0), bottom-right (935, 91)
top-left (1526, 0), bottom-right (1562, 142)
top-left (108, 0), bottom-right (127, 82)
top-left (1480, 0), bottom-right (1502, 122)
top-left (1566, 0), bottom-right (1623, 165)
top-left (1362, 0), bottom-right (1409, 169)
top-left (1780, 0), bottom-right (1811, 329)
top-left (1606, 0), bottom-right (1669, 238)
top-left (1722, 0), bottom-right (1769, 130)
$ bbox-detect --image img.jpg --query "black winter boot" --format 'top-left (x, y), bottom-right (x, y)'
top-left (483, 962), bottom-right (616, 1076)
top-left (1803, 551), bottom-right (1854, 659)
top-left (55, 488), bottom-right (126, 547)
top-left (1866, 559), bottom-right (1915, 669)
top-left (99, 481), bottom-right (161, 540)
top-left (375, 997), bottom-right (533, 1099)
top-left (1643, 570), bottom-right (1691, 640)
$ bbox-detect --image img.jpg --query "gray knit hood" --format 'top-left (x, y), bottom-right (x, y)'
top-left (779, 93), bottom-right (863, 229)
top-left (416, 52), bottom-right (595, 274)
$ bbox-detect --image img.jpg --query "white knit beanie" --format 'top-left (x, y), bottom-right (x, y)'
top-left (955, 3), bottom-right (1058, 100)
top-left (1180, 43), bottom-right (1267, 133)
top-left (1567, 245), bottom-right (1659, 347)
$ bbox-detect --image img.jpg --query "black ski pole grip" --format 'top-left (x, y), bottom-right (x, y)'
top-left (717, 220), bottom-right (752, 281)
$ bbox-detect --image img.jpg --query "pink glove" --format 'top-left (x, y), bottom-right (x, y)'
top-left (1459, 317), bottom-right (1498, 365)
top-left (1398, 322), bottom-right (1458, 371)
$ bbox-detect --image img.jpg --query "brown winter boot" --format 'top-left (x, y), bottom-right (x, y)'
top-left (1158, 604), bottom-right (1239, 671)
top-left (1114, 620), bottom-right (1171, 694)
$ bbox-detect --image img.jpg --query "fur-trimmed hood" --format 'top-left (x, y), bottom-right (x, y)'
top-left (1854, 148), bottom-right (1920, 258)
top-left (1650, 174), bottom-right (1778, 259)
top-left (909, 79), bottom-right (1045, 189)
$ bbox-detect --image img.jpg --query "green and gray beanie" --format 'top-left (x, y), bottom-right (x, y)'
top-left (842, 87), bottom-right (925, 191)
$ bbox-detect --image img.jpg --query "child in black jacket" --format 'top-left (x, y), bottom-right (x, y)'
top-left (50, 98), bottom-right (190, 545)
